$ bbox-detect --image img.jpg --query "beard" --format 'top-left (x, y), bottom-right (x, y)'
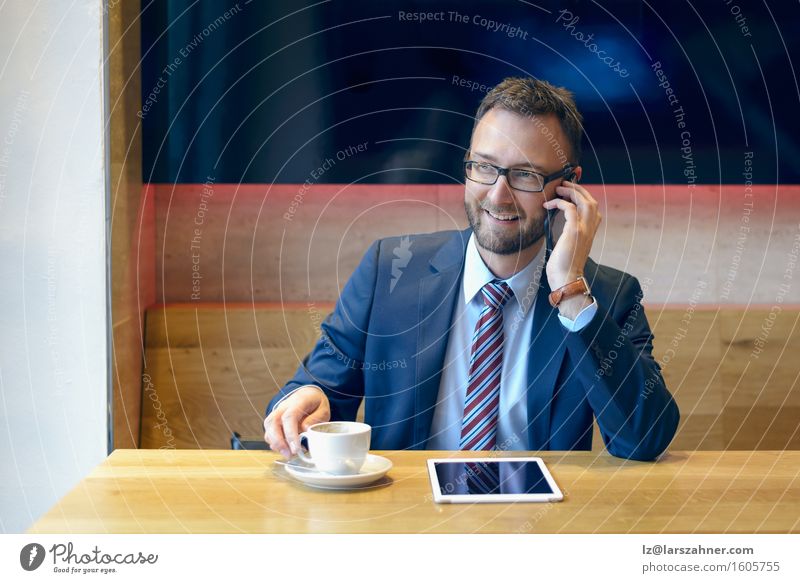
top-left (464, 198), bottom-right (545, 255)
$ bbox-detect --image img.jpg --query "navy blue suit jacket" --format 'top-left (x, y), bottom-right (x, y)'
top-left (267, 228), bottom-right (679, 460)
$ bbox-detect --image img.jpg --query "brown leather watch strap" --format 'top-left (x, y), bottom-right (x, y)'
top-left (549, 275), bottom-right (591, 308)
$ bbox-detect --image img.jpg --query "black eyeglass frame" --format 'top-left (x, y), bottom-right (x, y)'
top-left (463, 160), bottom-right (575, 193)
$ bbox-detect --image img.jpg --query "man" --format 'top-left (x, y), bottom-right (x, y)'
top-left (264, 77), bottom-right (679, 461)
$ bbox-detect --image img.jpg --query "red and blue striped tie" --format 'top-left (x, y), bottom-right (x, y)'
top-left (460, 280), bottom-right (513, 450)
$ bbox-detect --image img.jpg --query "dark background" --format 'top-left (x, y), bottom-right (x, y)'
top-left (141, 0), bottom-right (799, 184)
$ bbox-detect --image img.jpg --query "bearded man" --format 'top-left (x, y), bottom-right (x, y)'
top-left (264, 77), bottom-right (679, 462)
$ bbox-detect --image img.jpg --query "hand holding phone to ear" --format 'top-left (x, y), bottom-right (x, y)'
top-left (542, 175), bottom-right (602, 313)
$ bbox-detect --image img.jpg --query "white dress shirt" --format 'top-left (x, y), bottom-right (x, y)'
top-left (426, 233), bottom-right (597, 450)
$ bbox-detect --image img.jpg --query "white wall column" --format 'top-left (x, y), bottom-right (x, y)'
top-left (0, 0), bottom-right (109, 533)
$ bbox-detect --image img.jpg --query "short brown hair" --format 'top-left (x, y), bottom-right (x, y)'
top-left (472, 77), bottom-right (584, 164)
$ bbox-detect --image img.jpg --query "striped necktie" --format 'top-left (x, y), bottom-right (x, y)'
top-left (465, 461), bottom-right (502, 494)
top-left (460, 280), bottom-right (513, 450)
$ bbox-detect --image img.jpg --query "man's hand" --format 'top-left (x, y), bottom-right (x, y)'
top-left (542, 178), bottom-right (602, 291)
top-left (263, 386), bottom-right (330, 459)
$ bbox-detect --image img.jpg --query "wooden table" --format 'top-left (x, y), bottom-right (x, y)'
top-left (29, 449), bottom-right (800, 533)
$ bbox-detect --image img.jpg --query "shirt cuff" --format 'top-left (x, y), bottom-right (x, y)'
top-left (557, 297), bottom-right (598, 332)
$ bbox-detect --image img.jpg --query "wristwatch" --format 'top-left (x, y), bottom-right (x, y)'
top-left (548, 275), bottom-right (592, 308)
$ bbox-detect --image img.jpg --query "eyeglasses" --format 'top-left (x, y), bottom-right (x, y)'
top-left (464, 160), bottom-right (574, 193)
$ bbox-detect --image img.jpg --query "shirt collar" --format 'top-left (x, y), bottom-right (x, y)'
top-left (463, 232), bottom-right (546, 316)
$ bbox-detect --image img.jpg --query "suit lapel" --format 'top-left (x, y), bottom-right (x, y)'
top-left (413, 229), bottom-right (470, 448)
top-left (526, 273), bottom-right (568, 450)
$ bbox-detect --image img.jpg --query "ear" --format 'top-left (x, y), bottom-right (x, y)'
top-left (571, 165), bottom-right (583, 183)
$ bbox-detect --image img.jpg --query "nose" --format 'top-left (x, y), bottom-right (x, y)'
top-left (485, 174), bottom-right (516, 207)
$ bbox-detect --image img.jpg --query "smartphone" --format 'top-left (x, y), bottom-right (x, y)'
top-left (544, 168), bottom-right (577, 262)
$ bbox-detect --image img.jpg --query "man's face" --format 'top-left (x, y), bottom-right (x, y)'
top-left (464, 108), bottom-right (573, 256)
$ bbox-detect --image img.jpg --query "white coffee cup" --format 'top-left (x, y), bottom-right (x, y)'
top-left (297, 421), bottom-right (371, 475)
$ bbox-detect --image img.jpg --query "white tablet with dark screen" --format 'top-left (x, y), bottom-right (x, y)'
top-left (427, 457), bottom-right (564, 504)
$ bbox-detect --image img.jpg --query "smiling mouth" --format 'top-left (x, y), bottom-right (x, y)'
top-left (484, 209), bottom-right (520, 222)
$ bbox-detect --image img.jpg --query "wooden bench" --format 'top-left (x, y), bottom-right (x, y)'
top-left (140, 303), bottom-right (800, 451)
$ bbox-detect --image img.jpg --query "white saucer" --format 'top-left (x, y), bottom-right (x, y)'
top-left (282, 454), bottom-right (393, 490)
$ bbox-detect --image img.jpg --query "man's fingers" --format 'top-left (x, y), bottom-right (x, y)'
top-left (554, 184), bottom-right (601, 234)
top-left (543, 197), bottom-right (578, 222)
top-left (265, 411), bottom-right (291, 458)
top-left (555, 182), bottom-right (594, 212)
top-left (264, 387), bottom-right (330, 459)
top-left (301, 406), bottom-right (330, 431)
top-left (263, 413), bottom-right (274, 445)
top-left (282, 412), bottom-right (302, 456)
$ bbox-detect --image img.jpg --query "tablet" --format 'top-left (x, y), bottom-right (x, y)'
top-left (426, 457), bottom-right (564, 504)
